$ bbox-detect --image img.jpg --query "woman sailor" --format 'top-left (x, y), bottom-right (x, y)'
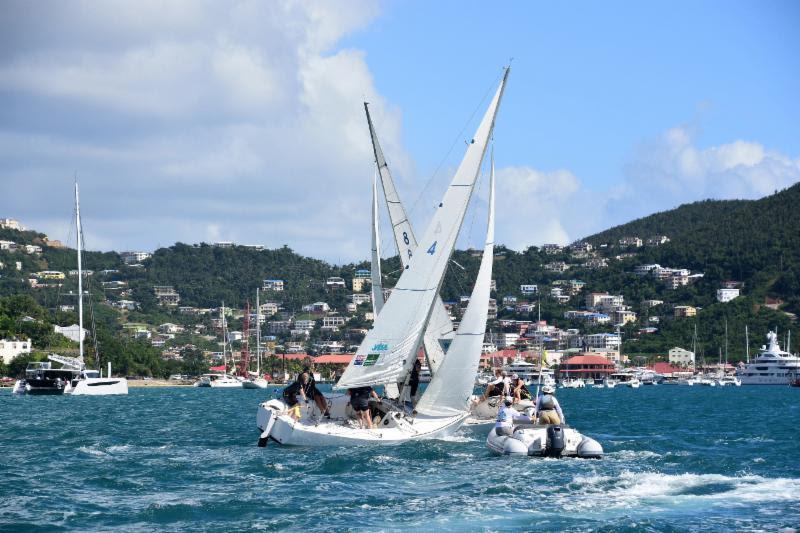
top-left (535, 385), bottom-right (565, 425)
top-left (494, 396), bottom-right (532, 436)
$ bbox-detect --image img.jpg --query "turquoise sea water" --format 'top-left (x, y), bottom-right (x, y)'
top-left (2, 385), bottom-right (799, 531)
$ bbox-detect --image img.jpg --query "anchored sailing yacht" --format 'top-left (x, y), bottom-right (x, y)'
top-left (736, 331), bottom-right (800, 385)
top-left (13, 183), bottom-right (127, 396)
top-left (256, 69), bottom-right (509, 446)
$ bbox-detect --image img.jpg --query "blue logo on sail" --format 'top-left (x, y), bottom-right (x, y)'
top-left (371, 343), bottom-right (389, 351)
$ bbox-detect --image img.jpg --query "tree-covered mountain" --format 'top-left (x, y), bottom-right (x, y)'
top-left (1, 181), bottom-right (798, 375)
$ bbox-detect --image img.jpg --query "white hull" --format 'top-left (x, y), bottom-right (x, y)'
top-left (70, 377), bottom-right (128, 395)
top-left (257, 398), bottom-right (467, 446)
top-left (486, 424), bottom-right (602, 458)
top-left (241, 378), bottom-right (269, 389)
top-left (210, 377), bottom-right (243, 388)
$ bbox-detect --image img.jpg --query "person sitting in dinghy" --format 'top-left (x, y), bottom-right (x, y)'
top-left (510, 374), bottom-right (532, 402)
top-left (535, 385), bottom-right (565, 425)
top-left (282, 370), bottom-right (330, 420)
top-left (482, 369), bottom-right (510, 400)
top-left (494, 396), bottom-right (532, 436)
top-left (348, 386), bottom-right (381, 429)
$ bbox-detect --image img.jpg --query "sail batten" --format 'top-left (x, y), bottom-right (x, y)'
top-left (337, 70), bottom-right (508, 390)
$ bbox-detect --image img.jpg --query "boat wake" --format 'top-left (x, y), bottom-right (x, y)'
top-left (565, 471), bottom-right (800, 512)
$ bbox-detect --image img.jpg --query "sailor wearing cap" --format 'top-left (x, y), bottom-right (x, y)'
top-left (494, 395), bottom-right (531, 436)
top-left (535, 385), bottom-right (565, 425)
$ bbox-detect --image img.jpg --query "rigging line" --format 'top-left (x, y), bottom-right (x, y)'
top-left (407, 68), bottom-right (506, 223)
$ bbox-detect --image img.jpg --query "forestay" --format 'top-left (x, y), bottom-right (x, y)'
top-left (364, 103), bottom-right (453, 375)
top-left (416, 155), bottom-right (495, 416)
top-left (337, 69), bottom-right (508, 390)
top-left (370, 171), bottom-right (385, 317)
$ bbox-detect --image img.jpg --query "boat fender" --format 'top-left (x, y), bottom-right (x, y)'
top-left (577, 436), bottom-right (603, 459)
top-left (502, 436), bottom-right (528, 455)
top-left (545, 425), bottom-right (565, 457)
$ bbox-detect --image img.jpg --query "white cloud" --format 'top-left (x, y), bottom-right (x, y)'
top-left (621, 125), bottom-right (800, 212)
top-left (0, 0), bottom-right (411, 261)
top-left (494, 165), bottom-right (583, 248)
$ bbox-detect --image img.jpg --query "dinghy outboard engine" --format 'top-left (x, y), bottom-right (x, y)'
top-left (545, 425), bottom-right (566, 457)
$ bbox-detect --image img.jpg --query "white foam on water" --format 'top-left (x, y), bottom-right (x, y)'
top-left (565, 471), bottom-right (800, 515)
top-left (107, 445), bottom-right (130, 453)
top-left (609, 450), bottom-right (662, 460)
top-left (78, 446), bottom-right (110, 458)
top-left (440, 434), bottom-right (477, 443)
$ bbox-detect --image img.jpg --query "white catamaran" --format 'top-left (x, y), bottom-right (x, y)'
top-left (257, 68), bottom-right (509, 446)
top-left (14, 182), bottom-right (128, 396)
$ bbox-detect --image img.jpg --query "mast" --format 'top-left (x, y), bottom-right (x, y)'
top-left (75, 181), bottom-right (84, 362)
top-left (221, 302), bottom-right (227, 376)
top-left (370, 170), bottom-right (384, 316)
top-left (692, 323), bottom-right (697, 371)
top-left (256, 288), bottom-right (261, 375)
top-left (724, 318), bottom-right (729, 372)
top-left (745, 325), bottom-right (750, 364)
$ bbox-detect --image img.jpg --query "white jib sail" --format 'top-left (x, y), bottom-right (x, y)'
top-left (364, 103), bottom-right (453, 375)
top-left (336, 69), bottom-right (508, 390)
top-left (370, 170), bottom-right (384, 317)
top-left (416, 153), bottom-right (495, 416)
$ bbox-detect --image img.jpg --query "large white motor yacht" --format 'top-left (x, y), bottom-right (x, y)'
top-left (736, 331), bottom-right (800, 385)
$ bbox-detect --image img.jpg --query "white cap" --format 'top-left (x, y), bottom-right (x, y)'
top-left (541, 385), bottom-right (555, 394)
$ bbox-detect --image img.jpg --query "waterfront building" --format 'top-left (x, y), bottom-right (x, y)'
top-left (557, 354), bottom-right (615, 381)
top-left (669, 347), bottom-right (695, 367)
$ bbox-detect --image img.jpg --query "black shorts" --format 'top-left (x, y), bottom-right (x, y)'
top-left (352, 399), bottom-right (370, 412)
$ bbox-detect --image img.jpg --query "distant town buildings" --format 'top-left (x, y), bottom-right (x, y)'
top-left (153, 286), bottom-right (181, 306)
top-left (54, 324), bottom-right (88, 343)
top-left (0, 218), bottom-right (25, 231)
top-left (674, 305), bottom-right (697, 318)
top-left (120, 251), bottom-right (151, 264)
top-left (262, 279), bottom-right (285, 291)
top-left (669, 347), bottom-right (696, 367)
top-left (716, 288), bottom-right (740, 303)
top-left (0, 338), bottom-right (31, 364)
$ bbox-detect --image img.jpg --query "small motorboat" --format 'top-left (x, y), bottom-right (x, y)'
top-left (486, 423), bottom-right (603, 458)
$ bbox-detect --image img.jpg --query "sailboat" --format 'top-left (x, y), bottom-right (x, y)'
top-left (197, 303), bottom-right (243, 388)
top-left (14, 182), bottom-right (128, 396)
top-left (256, 68), bottom-right (509, 446)
top-left (241, 290), bottom-right (269, 389)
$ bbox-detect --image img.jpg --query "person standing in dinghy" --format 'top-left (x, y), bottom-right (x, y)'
top-left (348, 386), bottom-right (381, 429)
top-left (535, 385), bottom-right (564, 425)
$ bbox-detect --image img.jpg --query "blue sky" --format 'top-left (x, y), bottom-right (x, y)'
top-left (0, 0), bottom-right (798, 261)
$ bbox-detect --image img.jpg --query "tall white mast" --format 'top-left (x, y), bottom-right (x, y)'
top-left (256, 288), bottom-right (261, 375)
top-left (745, 325), bottom-right (750, 364)
top-left (221, 302), bottom-right (227, 376)
top-left (75, 181), bottom-right (84, 362)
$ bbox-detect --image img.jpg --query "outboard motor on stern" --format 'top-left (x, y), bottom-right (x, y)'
top-left (545, 425), bottom-right (566, 457)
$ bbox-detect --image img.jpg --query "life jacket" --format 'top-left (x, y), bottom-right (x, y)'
top-left (540, 394), bottom-right (556, 410)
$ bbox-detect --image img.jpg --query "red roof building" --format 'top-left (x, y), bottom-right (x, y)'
top-left (557, 354), bottom-right (615, 380)
top-left (313, 353), bottom-right (354, 365)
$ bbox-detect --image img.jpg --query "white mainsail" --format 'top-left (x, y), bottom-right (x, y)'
top-left (337, 69), bottom-right (508, 390)
top-left (370, 171), bottom-right (385, 317)
top-left (364, 103), bottom-right (453, 375)
top-left (416, 154), bottom-right (495, 416)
